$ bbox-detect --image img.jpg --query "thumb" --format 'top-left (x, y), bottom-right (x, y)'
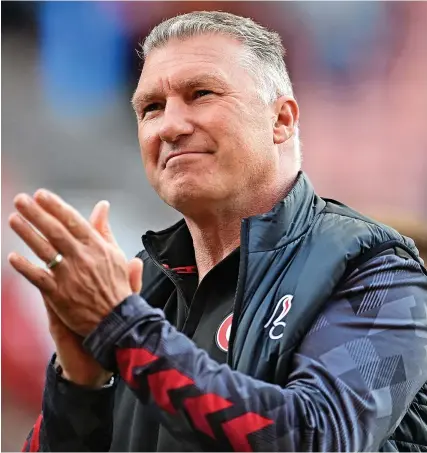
top-left (89, 200), bottom-right (117, 245)
top-left (128, 258), bottom-right (144, 294)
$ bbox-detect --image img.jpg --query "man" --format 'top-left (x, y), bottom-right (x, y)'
top-left (8, 11), bottom-right (427, 452)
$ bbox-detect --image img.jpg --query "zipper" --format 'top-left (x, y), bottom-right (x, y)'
top-left (142, 234), bottom-right (189, 329)
top-left (227, 218), bottom-right (250, 368)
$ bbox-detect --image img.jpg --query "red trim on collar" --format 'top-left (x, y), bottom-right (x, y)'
top-left (163, 264), bottom-right (198, 274)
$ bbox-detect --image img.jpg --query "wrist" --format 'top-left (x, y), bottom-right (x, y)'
top-left (54, 357), bottom-right (114, 389)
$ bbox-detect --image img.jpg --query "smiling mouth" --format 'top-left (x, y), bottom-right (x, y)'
top-left (165, 152), bottom-right (208, 165)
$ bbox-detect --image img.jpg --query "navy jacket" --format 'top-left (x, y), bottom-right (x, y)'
top-left (24, 173), bottom-right (427, 451)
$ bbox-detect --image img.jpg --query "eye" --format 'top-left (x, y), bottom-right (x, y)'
top-left (138, 102), bottom-right (164, 120)
top-left (143, 103), bottom-right (163, 115)
top-left (194, 90), bottom-right (214, 99)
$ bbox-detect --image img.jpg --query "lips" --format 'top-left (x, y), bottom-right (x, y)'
top-left (164, 151), bottom-right (207, 165)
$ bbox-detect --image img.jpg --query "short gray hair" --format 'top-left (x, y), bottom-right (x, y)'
top-left (141, 11), bottom-right (301, 153)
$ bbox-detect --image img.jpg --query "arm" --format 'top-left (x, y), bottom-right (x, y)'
top-left (22, 356), bottom-right (116, 452)
top-left (7, 196), bottom-right (145, 452)
top-left (84, 250), bottom-right (427, 452)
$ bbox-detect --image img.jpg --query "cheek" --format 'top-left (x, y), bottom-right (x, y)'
top-left (138, 125), bottom-right (159, 170)
top-left (224, 115), bottom-right (273, 173)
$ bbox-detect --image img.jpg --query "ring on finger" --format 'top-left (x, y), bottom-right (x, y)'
top-left (46, 253), bottom-right (63, 270)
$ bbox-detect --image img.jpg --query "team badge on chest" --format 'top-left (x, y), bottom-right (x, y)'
top-left (216, 313), bottom-right (233, 352)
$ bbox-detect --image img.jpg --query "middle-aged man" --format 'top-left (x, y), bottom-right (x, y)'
top-left (9, 11), bottom-right (427, 452)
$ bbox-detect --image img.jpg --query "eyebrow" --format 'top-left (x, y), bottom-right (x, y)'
top-left (131, 74), bottom-right (227, 112)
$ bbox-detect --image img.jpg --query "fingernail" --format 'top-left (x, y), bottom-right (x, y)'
top-left (8, 213), bottom-right (19, 225)
top-left (8, 252), bottom-right (17, 263)
top-left (35, 189), bottom-right (49, 200)
top-left (14, 194), bottom-right (30, 206)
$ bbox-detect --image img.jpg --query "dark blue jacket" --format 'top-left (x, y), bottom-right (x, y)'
top-left (24, 173), bottom-right (427, 452)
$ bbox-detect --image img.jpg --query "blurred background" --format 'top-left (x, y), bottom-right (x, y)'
top-left (2, 1), bottom-right (427, 450)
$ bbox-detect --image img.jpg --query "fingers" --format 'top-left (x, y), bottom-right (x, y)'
top-left (33, 189), bottom-right (96, 242)
top-left (128, 258), bottom-right (144, 294)
top-left (14, 193), bottom-right (78, 255)
top-left (8, 252), bottom-right (57, 293)
top-left (89, 201), bottom-right (109, 229)
top-left (9, 213), bottom-right (59, 265)
top-left (89, 200), bottom-right (118, 246)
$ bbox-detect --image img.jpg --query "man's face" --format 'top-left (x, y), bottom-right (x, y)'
top-left (133, 34), bottom-right (286, 213)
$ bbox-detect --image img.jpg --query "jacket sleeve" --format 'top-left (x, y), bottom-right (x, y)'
top-left (22, 356), bottom-right (116, 452)
top-left (83, 250), bottom-right (427, 452)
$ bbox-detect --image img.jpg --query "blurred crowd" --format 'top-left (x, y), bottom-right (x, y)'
top-left (2, 2), bottom-right (427, 450)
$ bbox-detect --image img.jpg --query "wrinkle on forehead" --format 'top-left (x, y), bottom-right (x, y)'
top-left (132, 72), bottom-right (229, 109)
top-left (132, 35), bottom-right (257, 109)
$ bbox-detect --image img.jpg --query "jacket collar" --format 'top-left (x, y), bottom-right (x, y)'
top-left (246, 171), bottom-right (325, 253)
top-left (142, 172), bottom-right (324, 259)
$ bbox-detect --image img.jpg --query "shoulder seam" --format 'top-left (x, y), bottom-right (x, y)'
top-left (320, 208), bottom-right (398, 231)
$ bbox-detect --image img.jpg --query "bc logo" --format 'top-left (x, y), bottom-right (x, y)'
top-left (264, 295), bottom-right (294, 340)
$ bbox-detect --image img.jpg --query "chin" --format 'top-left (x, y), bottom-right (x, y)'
top-left (162, 180), bottom-right (219, 214)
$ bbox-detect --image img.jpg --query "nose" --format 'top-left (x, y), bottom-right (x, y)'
top-left (158, 98), bottom-right (194, 143)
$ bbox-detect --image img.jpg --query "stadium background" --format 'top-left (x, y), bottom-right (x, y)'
top-left (2, 2), bottom-right (426, 450)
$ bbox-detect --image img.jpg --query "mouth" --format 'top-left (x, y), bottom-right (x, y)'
top-left (164, 151), bottom-right (209, 166)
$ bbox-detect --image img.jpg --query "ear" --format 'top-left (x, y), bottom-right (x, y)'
top-left (272, 96), bottom-right (299, 145)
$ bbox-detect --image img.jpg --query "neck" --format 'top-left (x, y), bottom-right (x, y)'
top-left (184, 173), bottom-right (298, 282)
top-left (185, 214), bottom-right (241, 283)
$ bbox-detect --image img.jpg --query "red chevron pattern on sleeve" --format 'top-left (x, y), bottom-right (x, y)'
top-left (117, 347), bottom-right (273, 451)
top-left (116, 348), bottom-right (158, 387)
top-left (21, 439), bottom-right (29, 452)
top-left (148, 369), bottom-right (194, 414)
top-left (222, 413), bottom-right (274, 451)
top-left (184, 394), bottom-right (233, 437)
top-left (22, 414), bottom-right (43, 452)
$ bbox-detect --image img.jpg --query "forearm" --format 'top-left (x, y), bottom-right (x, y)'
top-left (23, 357), bottom-right (116, 452)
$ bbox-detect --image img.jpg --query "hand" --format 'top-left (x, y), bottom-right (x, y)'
top-left (50, 201), bottom-right (144, 387)
top-left (9, 199), bottom-right (143, 387)
top-left (8, 190), bottom-right (143, 338)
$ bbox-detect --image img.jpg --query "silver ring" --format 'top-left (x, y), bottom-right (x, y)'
top-left (47, 253), bottom-right (63, 269)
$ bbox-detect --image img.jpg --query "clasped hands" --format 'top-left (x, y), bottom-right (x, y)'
top-left (8, 189), bottom-right (144, 338)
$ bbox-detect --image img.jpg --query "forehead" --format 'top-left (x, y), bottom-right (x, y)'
top-left (136, 34), bottom-right (255, 95)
